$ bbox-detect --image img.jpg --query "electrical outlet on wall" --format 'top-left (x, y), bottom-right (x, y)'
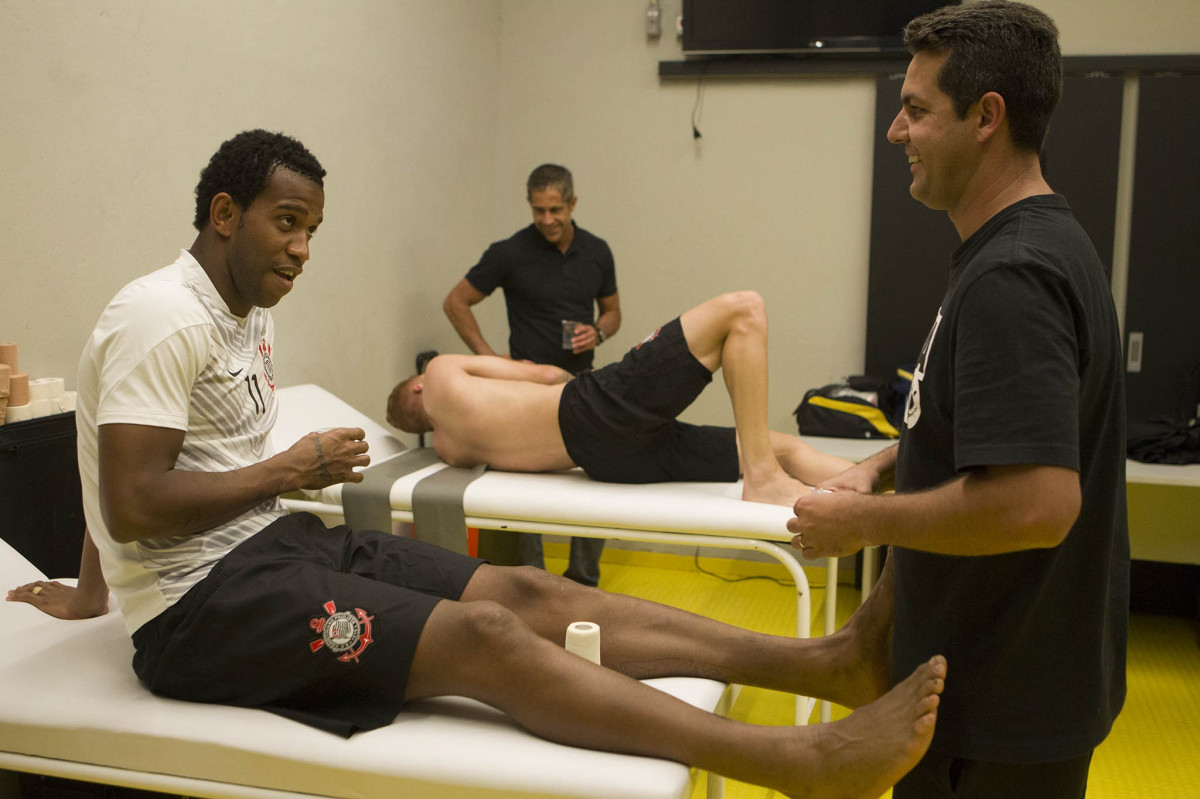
top-left (1126, 331), bottom-right (1144, 373)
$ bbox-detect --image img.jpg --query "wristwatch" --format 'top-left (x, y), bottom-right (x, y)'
top-left (595, 326), bottom-right (607, 344)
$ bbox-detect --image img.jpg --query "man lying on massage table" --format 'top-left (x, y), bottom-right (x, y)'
top-left (12, 129), bottom-right (947, 799)
top-left (387, 290), bottom-right (851, 508)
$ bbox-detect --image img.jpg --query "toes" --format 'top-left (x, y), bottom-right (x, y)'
top-left (913, 710), bottom-right (938, 736)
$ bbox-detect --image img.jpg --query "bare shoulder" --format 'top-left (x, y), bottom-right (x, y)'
top-left (425, 354), bottom-right (474, 375)
top-left (423, 355), bottom-right (488, 393)
top-left (433, 354), bottom-right (555, 383)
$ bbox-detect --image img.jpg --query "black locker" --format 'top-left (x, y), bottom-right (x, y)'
top-left (864, 73), bottom-right (1125, 378)
top-left (1124, 73), bottom-right (1200, 424)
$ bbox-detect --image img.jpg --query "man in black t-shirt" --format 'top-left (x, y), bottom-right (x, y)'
top-left (788, 3), bottom-right (1129, 797)
top-left (442, 164), bottom-right (621, 585)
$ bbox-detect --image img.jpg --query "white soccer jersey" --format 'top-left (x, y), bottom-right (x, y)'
top-left (76, 250), bottom-right (287, 634)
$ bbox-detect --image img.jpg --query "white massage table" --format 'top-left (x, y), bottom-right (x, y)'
top-left (0, 535), bottom-right (734, 799)
top-left (274, 384), bottom-right (839, 722)
top-left (0, 383), bottom-right (834, 799)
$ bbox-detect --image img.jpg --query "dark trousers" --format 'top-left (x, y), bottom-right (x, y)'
top-left (518, 533), bottom-right (606, 587)
top-left (895, 750), bottom-right (1093, 799)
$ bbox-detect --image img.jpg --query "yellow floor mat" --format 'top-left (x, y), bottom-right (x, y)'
top-left (545, 547), bottom-right (1200, 799)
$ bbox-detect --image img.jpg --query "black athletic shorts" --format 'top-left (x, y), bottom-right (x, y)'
top-left (131, 512), bottom-right (484, 736)
top-left (558, 317), bottom-right (739, 484)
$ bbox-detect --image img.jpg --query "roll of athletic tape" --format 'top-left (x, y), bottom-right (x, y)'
top-left (5, 403), bottom-right (33, 423)
top-left (565, 621), bottom-right (601, 664)
top-left (57, 391), bottom-right (77, 413)
top-left (0, 365), bottom-right (8, 425)
top-left (28, 377), bottom-right (66, 402)
top-left (0, 343), bottom-right (17, 371)
top-left (30, 398), bottom-right (57, 419)
top-left (8, 372), bottom-right (29, 406)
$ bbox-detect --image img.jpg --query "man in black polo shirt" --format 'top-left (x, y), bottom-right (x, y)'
top-left (442, 164), bottom-right (620, 585)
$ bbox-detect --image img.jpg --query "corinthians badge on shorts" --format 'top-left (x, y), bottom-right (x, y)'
top-left (636, 326), bottom-right (662, 349)
top-left (309, 600), bottom-right (375, 663)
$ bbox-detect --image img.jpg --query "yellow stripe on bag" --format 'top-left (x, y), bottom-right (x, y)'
top-left (807, 396), bottom-right (900, 438)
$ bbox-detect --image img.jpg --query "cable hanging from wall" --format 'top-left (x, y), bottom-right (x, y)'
top-left (691, 64), bottom-right (707, 139)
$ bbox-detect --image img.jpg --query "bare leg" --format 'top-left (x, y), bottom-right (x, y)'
top-left (830, 551), bottom-right (896, 706)
top-left (679, 291), bottom-right (807, 506)
top-left (455, 564), bottom-right (893, 709)
top-left (405, 575), bottom-right (944, 798)
top-left (773, 432), bottom-right (856, 486)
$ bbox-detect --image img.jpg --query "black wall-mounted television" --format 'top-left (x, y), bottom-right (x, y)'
top-left (682, 0), bottom-right (961, 55)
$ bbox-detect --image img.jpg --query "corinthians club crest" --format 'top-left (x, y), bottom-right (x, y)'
top-left (309, 600), bottom-right (375, 663)
top-left (258, 338), bottom-right (275, 390)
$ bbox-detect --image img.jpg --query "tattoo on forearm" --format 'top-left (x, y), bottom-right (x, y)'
top-left (312, 434), bottom-right (333, 483)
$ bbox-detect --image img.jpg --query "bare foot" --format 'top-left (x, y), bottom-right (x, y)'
top-left (742, 469), bottom-right (811, 507)
top-left (818, 554), bottom-right (895, 708)
top-left (776, 655), bottom-right (946, 799)
top-left (774, 434), bottom-right (855, 486)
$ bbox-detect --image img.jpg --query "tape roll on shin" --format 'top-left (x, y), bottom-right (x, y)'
top-left (565, 621), bottom-right (601, 664)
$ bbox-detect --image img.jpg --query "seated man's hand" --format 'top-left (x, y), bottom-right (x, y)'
top-left (7, 580), bottom-right (109, 620)
top-left (290, 428), bottom-right (371, 489)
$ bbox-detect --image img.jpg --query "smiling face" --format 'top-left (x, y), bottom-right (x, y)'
top-left (528, 187), bottom-right (576, 250)
top-left (887, 50), bottom-right (981, 215)
top-left (222, 166), bottom-right (324, 315)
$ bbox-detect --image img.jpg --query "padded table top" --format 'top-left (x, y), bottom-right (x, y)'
top-left (0, 537), bottom-right (728, 799)
top-left (272, 383), bottom-right (795, 542)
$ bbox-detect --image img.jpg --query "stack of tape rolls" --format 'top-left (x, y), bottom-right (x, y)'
top-left (565, 621), bottom-right (601, 664)
top-left (0, 343), bottom-right (72, 425)
top-left (4, 369), bottom-right (34, 422)
top-left (29, 377), bottom-right (69, 418)
top-left (0, 343), bottom-right (20, 425)
top-left (0, 362), bottom-right (9, 425)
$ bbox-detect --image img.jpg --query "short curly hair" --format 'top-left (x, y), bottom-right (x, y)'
top-left (193, 130), bottom-right (326, 231)
top-left (904, 1), bottom-right (1061, 153)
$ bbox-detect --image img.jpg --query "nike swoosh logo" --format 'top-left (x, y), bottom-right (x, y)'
top-left (228, 368), bottom-right (244, 378)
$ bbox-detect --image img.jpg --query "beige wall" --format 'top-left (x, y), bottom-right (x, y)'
top-left (492, 1), bottom-right (876, 433)
top-left (490, 0), bottom-right (1200, 433)
top-left (2, 0), bottom-right (1198, 443)
top-left (0, 0), bottom-right (502, 435)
